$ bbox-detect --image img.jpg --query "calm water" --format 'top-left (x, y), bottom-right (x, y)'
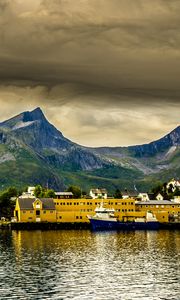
top-left (0, 230), bottom-right (179, 300)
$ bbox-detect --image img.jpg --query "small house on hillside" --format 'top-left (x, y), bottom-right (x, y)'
top-left (122, 190), bottom-right (138, 199)
top-left (138, 193), bottom-right (150, 202)
top-left (19, 186), bottom-right (35, 199)
top-left (167, 179), bottom-right (180, 192)
top-left (89, 188), bottom-right (107, 199)
top-left (156, 193), bottom-right (164, 201)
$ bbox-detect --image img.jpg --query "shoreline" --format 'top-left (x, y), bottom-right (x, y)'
top-left (0, 221), bottom-right (176, 230)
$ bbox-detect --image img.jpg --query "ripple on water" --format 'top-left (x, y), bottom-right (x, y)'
top-left (0, 230), bottom-right (179, 299)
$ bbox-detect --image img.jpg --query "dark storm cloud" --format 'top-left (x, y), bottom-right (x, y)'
top-left (0, 0), bottom-right (179, 146)
top-left (0, 0), bottom-right (180, 92)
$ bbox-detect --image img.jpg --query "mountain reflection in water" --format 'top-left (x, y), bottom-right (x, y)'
top-left (0, 230), bottom-right (179, 299)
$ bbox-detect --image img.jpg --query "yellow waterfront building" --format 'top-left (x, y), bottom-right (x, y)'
top-left (54, 197), bottom-right (135, 223)
top-left (135, 200), bottom-right (180, 223)
top-left (13, 196), bottom-right (179, 224)
top-left (14, 197), bottom-right (56, 222)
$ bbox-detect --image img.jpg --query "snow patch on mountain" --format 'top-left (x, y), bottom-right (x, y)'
top-left (12, 121), bottom-right (36, 130)
top-left (165, 146), bottom-right (177, 158)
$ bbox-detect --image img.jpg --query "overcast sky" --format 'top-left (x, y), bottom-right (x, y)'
top-left (0, 0), bottom-right (179, 146)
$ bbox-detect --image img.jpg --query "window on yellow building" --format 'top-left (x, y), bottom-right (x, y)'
top-left (76, 216), bottom-right (79, 219)
top-left (50, 211), bottom-right (53, 213)
top-left (30, 211), bottom-right (33, 213)
top-left (59, 216), bottom-right (62, 219)
top-left (23, 211), bottom-right (26, 214)
top-left (43, 211), bottom-right (46, 214)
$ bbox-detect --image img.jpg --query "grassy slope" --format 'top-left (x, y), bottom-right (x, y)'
top-left (0, 139), bottom-right (179, 193)
top-left (0, 144), bottom-right (64, 190)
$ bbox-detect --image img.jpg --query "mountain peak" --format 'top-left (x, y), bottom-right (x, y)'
top-left (0, 107), bottom-right (47, 130)
top-left (23, 107), bottom-right (46, 122)
top-left (29, 107), bottom-right (45, 120)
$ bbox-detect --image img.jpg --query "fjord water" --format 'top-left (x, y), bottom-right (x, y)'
top-left (0, 230), bottom-right (179, 300)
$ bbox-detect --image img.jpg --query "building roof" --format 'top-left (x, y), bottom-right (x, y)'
top-left (90, 189), bottom-right (107, 193)
top-left (136, 200), bottom-right (176, 205)
top-left (147, 193), bottom-right (156, 200)
top-left (55, 192), bottom-right (73, 196)
top-left (18, 198), bottom-right (55, 210)
top-left (122, 190), bottom-right (138, 197)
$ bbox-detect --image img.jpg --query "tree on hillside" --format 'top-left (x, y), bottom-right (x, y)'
top-left (66, 186), bottom-right (81, 199)
top-left (34, 185), bottom-right (43, 198)
top-left (114, 189), bottom-right (122, 199)
top-left (173, 188), bottom-right (180, 196)
top-left (34, 185), bottom-right (55, 198)
top-left (7, 187), bottom-right (18, 198)
top-left (0, 187), bottom-right (18, 219)
top-left (44, 189), bottom-right (55, 198)
top-left (167, 183), bottom-right (174, 194)
top-left (151, 184), bottom-right (163, 195)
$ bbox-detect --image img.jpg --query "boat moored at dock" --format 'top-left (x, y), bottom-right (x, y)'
top-left (87, 204), bottom-right (159, 231)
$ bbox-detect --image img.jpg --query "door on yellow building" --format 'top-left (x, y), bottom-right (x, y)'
top-left (36, 210), bottom-right (41, 222)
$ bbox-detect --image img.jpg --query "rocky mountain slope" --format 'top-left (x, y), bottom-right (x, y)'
top-left (0, 107), bottom-right (179, 192)
top-left (93, 126), bottom-right (180, 174)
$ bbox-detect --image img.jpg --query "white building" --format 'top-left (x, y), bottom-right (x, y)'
top-left (28, 186), bottom-right (35, 195)
top-left (156, 193), bottom-right (164, 201)
top-left (138, 193), bottom-right (150, 202)
top-left (167, 179), bottom-right (180, 192)
top-left (19, 186), bottom-right (35, 199)
top-left (173, 196), bottom-right (180, 203)
top-left (89, 188), bottom-right (107, 199)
